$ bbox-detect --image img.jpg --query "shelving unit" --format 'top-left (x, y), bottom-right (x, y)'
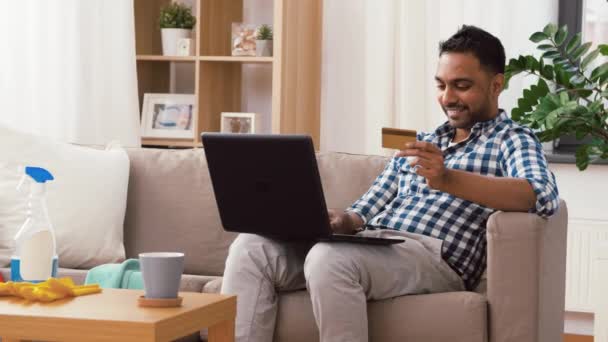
top-left (134, 0), bottom-right (323, 148)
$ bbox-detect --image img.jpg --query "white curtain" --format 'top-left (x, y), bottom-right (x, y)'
top-left (321, 0), bottom-right (558, 155)
top-left (0, 0), bottom-right (140, 147)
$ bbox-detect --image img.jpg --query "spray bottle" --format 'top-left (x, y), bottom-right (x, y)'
top-left (11, 166), bottom-right (58, 282)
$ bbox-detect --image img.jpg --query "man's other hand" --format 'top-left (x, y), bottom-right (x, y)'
top-left (328, 209), bottom-right (361, 235)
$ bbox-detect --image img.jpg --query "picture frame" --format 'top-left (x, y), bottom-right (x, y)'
top-left (231, 23), bottom-right (257, 56)
top-left (220, 112), bottom-right (260, 134)
top-left (141, 93), bottom-right (195, 139)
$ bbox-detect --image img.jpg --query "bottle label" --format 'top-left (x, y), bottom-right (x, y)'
top-left (20, 230), bottom-right (54, 280)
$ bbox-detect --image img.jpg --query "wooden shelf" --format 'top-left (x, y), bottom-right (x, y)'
top-left (136, 55), bottom-right (273, 63)
top-left (141, 138), bottom-right (198, 148)
top-left (199, 56), bottom-right (273, 63)
top-left (136, 55), bottom-right (197, 62)
top-left (134, 0), bottom-right (322, 149)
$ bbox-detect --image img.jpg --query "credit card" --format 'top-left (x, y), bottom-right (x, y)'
top-left (382, 127), bottom-right (417, 150)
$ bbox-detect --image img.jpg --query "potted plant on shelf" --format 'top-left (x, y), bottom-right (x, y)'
top-left (505, 23), bottom-right (608, 170)
top-left (255, 24), bottom-right (273, 57)
top-left (159, 2), bottom-right (196, 56)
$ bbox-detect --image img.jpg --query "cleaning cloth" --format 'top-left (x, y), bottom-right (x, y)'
top-left (84, 258), bottom-right (143, 289)
top-left (0, 277), bottom-right (101, 302)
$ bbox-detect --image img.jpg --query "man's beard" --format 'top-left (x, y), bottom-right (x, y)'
top-left (443, 102), bottom-right (492, 129)
top-left (443, 104), bottom-right (472, 128)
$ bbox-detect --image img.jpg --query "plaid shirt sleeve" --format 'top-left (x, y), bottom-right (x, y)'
top-left (500, 127), bottom-right (560, 217)
top-left (347, 157), bottom-right (400, 224)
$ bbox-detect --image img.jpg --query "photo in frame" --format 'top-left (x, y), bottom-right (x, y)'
top-left (141, 93), bottom-right (195, 139)
top-left (231, 23), bottom-right (257, 56)
top-left (220, 112), bottom-right (260, 134)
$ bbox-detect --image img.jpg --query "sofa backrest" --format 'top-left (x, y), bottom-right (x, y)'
top-left (123, 148), bottom-right (389, 276)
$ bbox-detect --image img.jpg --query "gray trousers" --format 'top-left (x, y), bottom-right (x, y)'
top-left (221, 229), bottom-right (465, 342)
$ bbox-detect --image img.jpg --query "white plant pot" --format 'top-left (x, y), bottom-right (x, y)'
top-left (255, 40), bottom-right (273, 57)
top-left (161, 28), bottom-right (192, 56)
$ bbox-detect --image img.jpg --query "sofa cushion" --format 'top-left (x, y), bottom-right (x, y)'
top-left (316, 152), bottom-right (389, 210)
top-left (0, 127), bottom-right (128, 269)
top-left (123, 148), bottom-right (237, 276)
top-left (274, 290), bottom-right (487, 342)
top-left (202, 276), bottom-right (487, 342)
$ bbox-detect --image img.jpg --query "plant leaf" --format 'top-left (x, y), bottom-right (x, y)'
top-left (599, 44), bottom-right (608, 56)
top-left (540, 65), bottom-right (554, 80)
top-left (536, 95), bottom-right (558, 114)
top-left (566, 33), bottom-right (582, 54)
top-left (554, 65), bottom-right (574, 87)
top-left (525, 56), bottom-right (540, 71)
top-left (518, 97), bottom-right (533, 112)
top-left (511, 107), bottom-right (524, 121)
top-left (543, 23), bottom-right (558, 38)
top-left (507, 57), bottom-right (525, 70)
top-left (575, 127), bottom-right (591, 140)
top-left (548, 93), bottom-right (562, 107)
top-left (542, 50), bottom-right (562, 59)
top-left (559, 91), bottom-right (569, 105)
top-left (569, 74), bottom-right (586, 85)
top-left (530, 31), bottom-right (550, 43)
top-left (589, 100), bottom-right (604, 113)
top-left (590, 62), bottom-right (608, 81)
top-left (575, 145), bottom-right (590, 170)
top-left (581, 49), bottom-right (600, 69)
top-left (545, 111), bottom-right (560, 129)
top-left (537, 78), bottom-right (550, 95)
top-left (573, 89), bottom-right (593, 98)
top-left (536, 129), bottom-right (560, 142)
top-left (555, 25), bottom-right (568, 46)
top-left (571, 42), bottom-right (592, 61)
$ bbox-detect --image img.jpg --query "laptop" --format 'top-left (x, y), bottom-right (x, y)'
top-left (201, 133), bottom-right (404, 245)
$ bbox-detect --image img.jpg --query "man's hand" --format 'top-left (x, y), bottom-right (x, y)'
top-left (396, 141), bottom-right (537, 212)
top-left (396, 141), bottom-right (449, 190)
top-left (328, 209), bottom-right (363, 235)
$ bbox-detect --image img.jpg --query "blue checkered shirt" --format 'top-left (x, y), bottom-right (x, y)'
top-left (347, 111), bottom-right (559, 290)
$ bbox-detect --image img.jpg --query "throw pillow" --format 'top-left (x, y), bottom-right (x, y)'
top-left (0, 126), bottom-right (129, 269)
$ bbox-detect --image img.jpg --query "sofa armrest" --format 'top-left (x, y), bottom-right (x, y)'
top-left (486, 199), bottom-right (567, 342)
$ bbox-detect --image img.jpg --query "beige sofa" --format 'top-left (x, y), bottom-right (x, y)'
top-left (1, 148), bottom-right (568, 342)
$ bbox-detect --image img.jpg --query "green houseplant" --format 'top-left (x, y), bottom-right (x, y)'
top-left (159, 3), bottom-right (196, 29)
top-left (255, 24), bottom-right (273, 57)
top-left (158, 3), bottom-right (197, 56)
top-left (505, 23), bottom-right (608, 170)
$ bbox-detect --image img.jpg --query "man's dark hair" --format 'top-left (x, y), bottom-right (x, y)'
top-left (439, 25), bottom-right (505, 74)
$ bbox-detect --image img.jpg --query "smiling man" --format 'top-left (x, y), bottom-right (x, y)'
top-left (221, 25), bottom-right (560, 342)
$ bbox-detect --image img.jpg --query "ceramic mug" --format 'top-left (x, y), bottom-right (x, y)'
top-left (139, 252), bottom-right (184, 298)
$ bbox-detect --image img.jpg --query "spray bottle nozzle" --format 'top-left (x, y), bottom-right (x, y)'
top-left (25, 167), bottom-right (54, 183)
top-left (16, 166), bottom-right (54, 192)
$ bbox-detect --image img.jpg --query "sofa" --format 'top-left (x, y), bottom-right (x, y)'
top-left (0, 148), bottom-right (568, 342)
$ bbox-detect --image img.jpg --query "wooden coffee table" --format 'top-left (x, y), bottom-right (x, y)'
top-left (0, 288), bottom-right (236, 342)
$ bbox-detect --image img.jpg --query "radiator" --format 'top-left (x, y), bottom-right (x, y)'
top-left (565, 219), bottom-right (608, 312)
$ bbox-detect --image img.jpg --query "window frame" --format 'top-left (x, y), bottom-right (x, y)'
top-left (553, 0), bottom-right (587, 153)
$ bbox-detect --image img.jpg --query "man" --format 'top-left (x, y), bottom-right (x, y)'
top-left (221, 25), bottom-right (559, 342)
